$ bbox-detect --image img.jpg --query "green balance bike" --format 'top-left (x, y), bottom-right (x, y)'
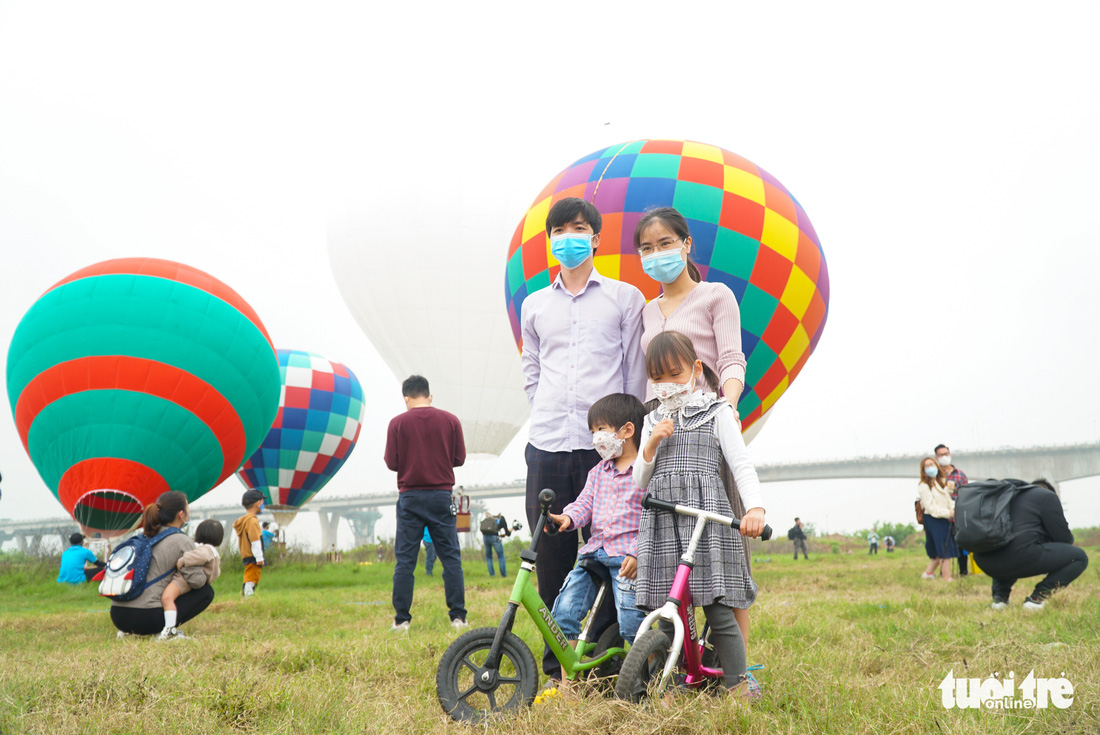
top-left (436, 489), bottom-right (628, 723)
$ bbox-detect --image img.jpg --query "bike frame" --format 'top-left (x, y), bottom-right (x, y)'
top-left (635, 503), bottom-right (733, 694)
top-left (483, 503), bottom-right (625, 681)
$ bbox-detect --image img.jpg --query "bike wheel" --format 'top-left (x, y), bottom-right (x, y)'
top-left (585, 623), bottom-right (624, 683)
top-left (436, 627), bottom-right (538, 723)
top-left (613, 628), bottom-right (670, 703)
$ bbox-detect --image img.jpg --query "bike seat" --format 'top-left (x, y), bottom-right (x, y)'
top-left (577, 558), bottom-right (613, 587)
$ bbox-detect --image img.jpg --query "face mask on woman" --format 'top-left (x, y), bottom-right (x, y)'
top-left (641, 247), bottom-right (686, 284)
top-left (924, 466), bottom-right (938, 478)
top-left (550, 233), bottom-right (593, 270)
top-left (591, 428), bottom-right (625, 461)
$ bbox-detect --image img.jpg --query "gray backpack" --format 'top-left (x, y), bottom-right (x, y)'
top-left (953, 479), bottom-right (1031, 553)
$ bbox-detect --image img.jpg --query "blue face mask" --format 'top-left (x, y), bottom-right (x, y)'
top-left (550, 233), bottom-right (593, 270)
top-left (641, 248), bottom-right (687, 283)
top-left (924, 466), bottom-right (938, 478)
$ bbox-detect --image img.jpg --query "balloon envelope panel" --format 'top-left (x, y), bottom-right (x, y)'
top-left (504, 140), bottom-right (830, 433)
top-left (6, 258), bottom-right (281, 535)
top-left (236, 349), bottom-right (364, 515)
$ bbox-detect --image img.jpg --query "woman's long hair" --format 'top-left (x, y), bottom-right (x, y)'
top-left (918, 456), bottom-right (947, 489)
top-left (633, 207), bottom-right (702, 283)
top-left (645, 331), bottom-right (720, 394)
top-left (141, 490), bottom-right (189, 537)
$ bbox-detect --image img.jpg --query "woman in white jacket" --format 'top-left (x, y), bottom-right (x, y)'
top-left (917, 456), bottom-right (959, 580)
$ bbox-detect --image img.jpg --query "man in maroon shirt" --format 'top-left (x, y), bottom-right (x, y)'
top-left (386, 375), bottom-right (468, 631)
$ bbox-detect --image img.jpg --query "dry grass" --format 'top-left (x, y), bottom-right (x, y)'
top-left (0, 541), bottom-right (1097, 734)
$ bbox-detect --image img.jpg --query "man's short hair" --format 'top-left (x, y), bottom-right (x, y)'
top-left (69, 532), bottom-right (85, 546)
top-left (1032, 478), bottom-right (1057, 492)
top-left (402, 375), bottom-right (430, 398)
top-left (587, 393), bottom-right (645, 450)
top-left (546, 197), bottom-right (602, 236)
top-left (934, 444), bottom-right (949, 454)
top-left (262, 522), bottom-right (270, 529)
top-left (794, 517), bottom-right (800, 523)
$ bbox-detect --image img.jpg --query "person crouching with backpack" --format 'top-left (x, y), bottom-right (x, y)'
top-left (234, 489), bottom-right (266, 597)
top-left (109, 491), bottom-right (216, 638)
top-left (973, 479), bottom-right (1089, 611)
top-left (917, 457), bottom-right (958, 581)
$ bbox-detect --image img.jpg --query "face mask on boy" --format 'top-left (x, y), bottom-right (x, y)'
top-left (550, 233), bottom-right (593, 270)
top-left (592, 428), bottom-right (625, 460)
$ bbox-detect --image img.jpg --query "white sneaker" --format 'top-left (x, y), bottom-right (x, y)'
top-left (1023, 597), bottom-right (1046, 611)
top-left (156, 627), bottom-right (191, 641)
top-left (116, 631), bottom-right (131, 640)
top-left (921, 573), bottom-right (936, 579)
top-left (450, 618), bottom-right (469, 629)
top-left (391, 621), bottom-right (411, 632)
top-left (991, 600), bottom-right (1008, 611)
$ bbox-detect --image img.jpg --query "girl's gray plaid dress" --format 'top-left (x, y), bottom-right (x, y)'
top-left (636, 397), bottom-right (757, 611)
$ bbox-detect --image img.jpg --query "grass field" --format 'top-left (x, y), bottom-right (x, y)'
top-left (0, 537), bottom-right (1097, 735)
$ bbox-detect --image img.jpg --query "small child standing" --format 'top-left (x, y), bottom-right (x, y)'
top-left (158, 519), bottom-right (224, 640)
top-left (634, 331), bottom-right (766, 698)
top-left (547, 393), bottom-right (648, 650)
top-left (233, 489), bottom-right (266, 597)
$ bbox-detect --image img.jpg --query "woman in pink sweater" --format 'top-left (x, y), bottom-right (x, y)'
top-left (634, 207), bottom-right (755, 648)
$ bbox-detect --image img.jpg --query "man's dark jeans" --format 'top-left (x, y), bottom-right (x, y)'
top-left (978, 542), bottom-right (1089, 601)
top-left (393, 490), bottom-right (466, 624)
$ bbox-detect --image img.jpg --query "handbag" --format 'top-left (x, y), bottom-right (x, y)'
top-left (915, 499), bottom-right (925, 525)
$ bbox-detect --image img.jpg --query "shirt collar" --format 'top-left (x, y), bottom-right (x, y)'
top-left (599, 457), bottom-right (635, 476)
top-left (550, 267), bottom-right (604, 292)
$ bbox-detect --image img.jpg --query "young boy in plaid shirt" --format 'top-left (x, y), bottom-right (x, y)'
top-left (547, 394), bottom-right (647, 646)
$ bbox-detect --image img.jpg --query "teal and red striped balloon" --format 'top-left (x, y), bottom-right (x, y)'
top-left (6, 258), bottom-right (281, 536)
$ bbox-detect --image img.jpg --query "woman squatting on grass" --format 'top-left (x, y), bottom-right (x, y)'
top-left (109, 491), bottom-right (216, 638)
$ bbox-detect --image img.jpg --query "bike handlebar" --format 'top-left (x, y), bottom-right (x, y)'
top-left (642, 493), bottom-right (773, 541)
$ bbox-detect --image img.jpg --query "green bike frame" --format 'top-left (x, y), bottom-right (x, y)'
top-left (505, 558), bottom-right (623, 680)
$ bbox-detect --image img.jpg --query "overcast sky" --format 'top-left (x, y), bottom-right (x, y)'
top-left (1, 1), bottom-right (1098, 547)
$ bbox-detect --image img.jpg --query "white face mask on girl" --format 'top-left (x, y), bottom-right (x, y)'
top-left (591, 428), bottom-right (625, 460)
top-left (653, 368), bottom-right (698, 412)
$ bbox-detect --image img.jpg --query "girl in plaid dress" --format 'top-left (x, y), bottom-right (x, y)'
top-left (633, 331), bottom-right (766, 695)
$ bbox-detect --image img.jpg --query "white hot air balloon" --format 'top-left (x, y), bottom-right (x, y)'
top-left (327, 177), bottom-right (530, 456)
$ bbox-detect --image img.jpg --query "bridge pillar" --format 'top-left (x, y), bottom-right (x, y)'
top-left (344, 509), bottom-right (383, 548)
top-left (318, 511), bottom-right (342, 552)
top-left (16, 535), bottom-right (27, 553)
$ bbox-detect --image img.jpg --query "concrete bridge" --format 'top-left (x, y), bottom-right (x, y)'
top-left (3, 441), bottom-right (1096, 551)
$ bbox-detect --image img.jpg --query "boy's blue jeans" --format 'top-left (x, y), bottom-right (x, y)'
top-left (550, 548), bottom-right (646, 644)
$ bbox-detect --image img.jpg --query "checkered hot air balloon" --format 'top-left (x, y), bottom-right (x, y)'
top-left (6, 258), bottom-right (281, 537)
top-left (504, 140), bottom-right (829, 439)
top-left (235, 349), bottom-right (364, 528)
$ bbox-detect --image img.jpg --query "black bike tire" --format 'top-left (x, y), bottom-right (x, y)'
top-left (586, 623), bottom-right (624, 682)
top-left (436, 627), bottom-right (539, 723)
top-left (613, 628), bottom-right (670, 703)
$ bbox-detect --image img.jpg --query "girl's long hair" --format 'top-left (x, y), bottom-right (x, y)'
top-left (633, 207), bottom-right (702, 283)
top-left (142, 490), bottom-right (189, 537)
top-left (918, 456), bottom-right (947, 489)
top-left (645, 331), bottom-right (720, 394)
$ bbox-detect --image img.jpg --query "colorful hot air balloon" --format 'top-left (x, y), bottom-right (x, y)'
top-left (235, 349), bottom-right (364, 527)
top-left (505, 140), bottom-right (829, 439)
top-left (6, 258), bottom-right (281, 537)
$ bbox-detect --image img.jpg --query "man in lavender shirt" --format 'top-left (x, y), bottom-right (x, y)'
top-left (520, 197), bottom-right (647, 677)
